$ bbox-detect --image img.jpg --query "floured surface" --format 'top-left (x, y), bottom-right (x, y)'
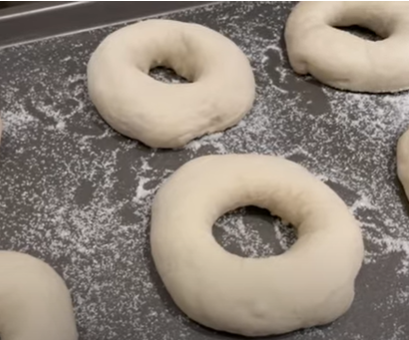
top-left (0, 2), bottom-right (408, 339)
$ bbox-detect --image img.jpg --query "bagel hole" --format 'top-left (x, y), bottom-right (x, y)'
top-left (212, 206), bottom-right (297, 258)
top-left (334, 25), bottom-right (383, 41)
top-left (149, 66), bottom-right (190, 84)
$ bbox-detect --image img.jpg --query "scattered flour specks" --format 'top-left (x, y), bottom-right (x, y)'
top-left (0, 2), bottom-right (408, 340)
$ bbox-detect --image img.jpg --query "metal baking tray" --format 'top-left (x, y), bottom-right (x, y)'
top-left (0, 2), bottom-right (407, 339)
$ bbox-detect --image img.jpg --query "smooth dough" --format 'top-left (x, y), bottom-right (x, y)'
top-left (87, 19), bottom-right (255, 148)
top-left (0, 122), bottom-right (77, 340)
top-left (397, 129), bottom-right (409, 199)
top-left (285, 1), bottom-right (409, 92)
top-left (151, 154), bottom-right (364, 336)
top-left (0, 252), bottom-right (78, 340)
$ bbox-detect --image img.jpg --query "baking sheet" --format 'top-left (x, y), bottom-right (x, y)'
top-left (0, 2), bottom-right (408, 339)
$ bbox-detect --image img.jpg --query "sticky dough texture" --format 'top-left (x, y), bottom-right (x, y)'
top-left (151, 154), bottom-right (364, 336)
top-left (0, 121), bottom-right (77, 340)
top-left (285, 1), bottom-right (409, 93)
top-left (87, 19), bottom-right (255, 148)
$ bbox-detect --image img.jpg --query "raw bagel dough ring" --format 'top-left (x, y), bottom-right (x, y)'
top-left (0, 122), bottom-right (77, 340)
top-left (0, 252), bottom-right (78, 340)
top-left (397, 129), bottom-right (409, 199)
top-left (285, 1), bottom-right (409, 92)
top-left (87, 19), bottom-right (255, 148)
top-left (151, 154), bottom-right (364, 336)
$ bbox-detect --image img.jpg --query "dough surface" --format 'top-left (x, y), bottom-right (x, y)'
top-left (151, 154), bottom-right (364, 336)
top-left (285, 1), bottom-right (409, 92)
top-left (0, 252), bottom-right (78, 340)
top-left (0, 122), bottom-right (77, 340)
top-left (397, 129), bottom-right (409, 199)
top-left (87, 19), bottom-right (255, 148)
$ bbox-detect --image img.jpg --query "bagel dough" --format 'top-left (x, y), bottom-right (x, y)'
top-left (0, 252), bottom-right (78, 340)
top-left (285, 1), bottom-right (409, 92)
top-left (0, 123), bottom-right (77, 340)
top-left (87, 19), bottom-right (255, 148)
top-left (151, 154), bottom-right (364, 336)
top-left (397, 129), bottom-right (409, 199)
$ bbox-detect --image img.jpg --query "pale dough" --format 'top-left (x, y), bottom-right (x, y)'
top-left (150, 154), bottom-right (364, 336)
top-left (87, 19), bottom-right (255, 148)
top-left (0, 252), bottom-right (77, 340)
top-left (397, 129), bottom-right (409, 199)
top-left (285, 1), bottom-right (409, 92)
top-left (0, 122), bottom-right (77, 340)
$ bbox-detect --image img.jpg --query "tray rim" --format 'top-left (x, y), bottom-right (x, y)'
top-left (0, 1), bottom-right (215, 49)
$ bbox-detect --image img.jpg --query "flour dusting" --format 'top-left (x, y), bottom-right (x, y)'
top-left (0, 2), bottom-right (408, 340)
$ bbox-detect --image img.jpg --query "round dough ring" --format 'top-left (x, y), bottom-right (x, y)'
top-left (0, 122), bottom-right (77, 340)
top-left (87, 19), bottom-right (255, 148)
top-left (151, 154), bottom-right (364, 336)
top-left (397, 128), bottom-right (409, 199)
top-left (0, 251), bottom-right (77, 340)
top-left (285, 1), bottom-right (409, 93)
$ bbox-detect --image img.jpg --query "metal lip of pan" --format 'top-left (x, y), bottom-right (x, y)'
top-left (0, 1), bottom-right (215, 48)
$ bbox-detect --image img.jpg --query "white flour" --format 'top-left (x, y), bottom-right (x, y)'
top-left (0, 2), bottom-right (408, 339)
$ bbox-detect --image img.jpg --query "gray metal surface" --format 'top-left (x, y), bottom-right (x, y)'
top-left (0, 2), bottom-right (408, 339)
top-left (0, 1), bottom-right (211, 47)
